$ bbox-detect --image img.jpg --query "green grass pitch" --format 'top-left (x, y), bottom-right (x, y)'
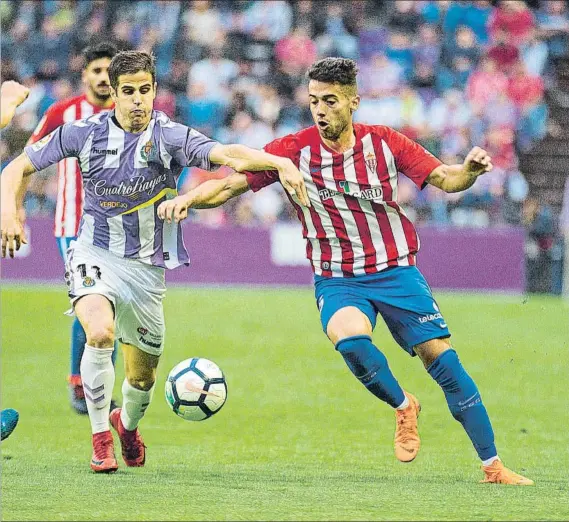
top-left (1, 286), bottom-right (568, 521)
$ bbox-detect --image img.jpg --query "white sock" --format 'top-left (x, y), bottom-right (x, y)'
top-left (396, 395), bottom-right (410, 410)
top-left (80, 345), bottom-right (115, 434)
top-left (482, 455), bottom-right (501, 466)
top-left (120, 379), bottom-right (154, 431)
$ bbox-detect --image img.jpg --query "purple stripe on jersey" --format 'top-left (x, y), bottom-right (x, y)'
top-left (177, 222), bottom-right (189, 265)
top-left (122, 212), bottom-right (141, 257)
top-left (92, 216), bottom-right (110, 250)
top-left (151, 199), bottom-right (165, 266)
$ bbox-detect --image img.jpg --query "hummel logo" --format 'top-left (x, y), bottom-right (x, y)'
top-left (93, 147), bottom-right (118, 155)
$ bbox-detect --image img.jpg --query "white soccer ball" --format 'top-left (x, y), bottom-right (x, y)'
top-left (165, 358), bottom-right (227, 421)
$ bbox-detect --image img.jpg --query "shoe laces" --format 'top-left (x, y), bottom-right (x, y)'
top-left (395, 406), bottom-right (416, 443)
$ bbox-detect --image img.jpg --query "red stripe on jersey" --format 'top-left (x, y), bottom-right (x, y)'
top-left (371, 133), bottom-right (393, 201)
top-left (333, 150), bottom-right (378, 274)
top-left (308, 150), bottom-right (333, 276)
top-left (386, 201), bottom-right (419, 254)
top-left (352, 141), bottom-right (379, 273)
top-left (370, 201), bottom-right (399, 266)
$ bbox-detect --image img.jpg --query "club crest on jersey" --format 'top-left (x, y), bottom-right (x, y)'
top-left (141, 140), bottom-right (154, 161)
top-left (365, 152), bottom-right (377, 172)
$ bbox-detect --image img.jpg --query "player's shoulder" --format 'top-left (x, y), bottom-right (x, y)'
top-left (356, 123), bottom-right (399, 140)
top-left (154, 111), bottom-right (199, 146)
top-left (45, 94), bottom-right (86, 117)
top-left (264, 126), bottom-right (318, 156)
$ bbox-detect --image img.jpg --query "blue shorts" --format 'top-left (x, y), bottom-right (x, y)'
top-left (314, 266), bottom-right (451, 356)
top-left (56, 237), bottom-right (75, 260)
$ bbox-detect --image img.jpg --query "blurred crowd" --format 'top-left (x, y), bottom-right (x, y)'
top-left (1, 0), bottom-right (568, 229)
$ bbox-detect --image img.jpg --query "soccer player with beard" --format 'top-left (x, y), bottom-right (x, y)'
top-left (158, 57), bottom-right (533, 486)
top-left (1, 50), bottom-right (307, 472)
top-left (25, 42), bottom-right (119, 414)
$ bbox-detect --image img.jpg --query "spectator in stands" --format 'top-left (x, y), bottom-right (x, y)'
top-left (466, 57), bottom-right (508, 111)
top-left (536, 0), bottom-right (569, 58)
top-left (488, 0), bottom-right (535, 47)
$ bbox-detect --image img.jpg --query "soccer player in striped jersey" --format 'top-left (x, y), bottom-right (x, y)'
top-left (25, 42), bottom-right (119, 415)
top-left (158, 58), bottom-right (533, 486)
top-left (1, 50), bottom-right (308, 473)
top-left (0, 79), bottom-right (30, 443)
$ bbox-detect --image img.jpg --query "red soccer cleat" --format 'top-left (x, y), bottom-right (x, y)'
top-left (109, 408), bottom-right (146, 467)
top-left (91, 431), bottom-right (118, 473)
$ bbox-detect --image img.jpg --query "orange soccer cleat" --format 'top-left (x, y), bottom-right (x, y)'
top-left (109, 408), bottom-right (146, 467)
top-left (394, 391), bottom-right (421, 463)
top-left (90, 431), bottom-right (118, 473)
top-left (480, 459), bottom-right (534, 485)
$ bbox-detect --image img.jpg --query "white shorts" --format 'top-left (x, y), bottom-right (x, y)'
top-left (65, 241), bottom-right (167, 356)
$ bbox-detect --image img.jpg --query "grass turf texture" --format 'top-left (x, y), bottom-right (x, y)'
top-left (1, 286), bottom-right (568, 521)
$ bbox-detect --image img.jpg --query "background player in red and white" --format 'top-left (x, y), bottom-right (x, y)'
top-left (158, 58), bottom-right (533, 486)
top-left (25, 42), bottom-right (119, 414)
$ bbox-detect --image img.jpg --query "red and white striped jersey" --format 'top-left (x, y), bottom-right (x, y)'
top-left (27, 94), bottom-right (113, 238)
top-left (245, 124), bottom-right (442, 278)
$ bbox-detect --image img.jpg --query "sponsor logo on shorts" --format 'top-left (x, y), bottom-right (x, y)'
top-left (419, 302), bottom-right (447, 328)
top-left (139, 336), bottom-right (161, 349)
top-left (82, 276), bottom-right (96, 287)
top-left (137, 326), bottom-right (149, 336)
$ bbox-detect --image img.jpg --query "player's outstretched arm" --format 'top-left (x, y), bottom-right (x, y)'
top-left (0, 81), bottom-right (30, 129)
top-left (1, 153), bottom-right (36, 257)
top-left (426, 146), bottom-right (493, 193)
top-left (208, 144), bottom-right (310, 207)
top-left (158, 173), bottom-right (250, 224)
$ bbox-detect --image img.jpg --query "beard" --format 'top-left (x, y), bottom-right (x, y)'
top-left (320, 119), bottom-right (348, 141)
top-left (91, 86), bottom-right (111, 102)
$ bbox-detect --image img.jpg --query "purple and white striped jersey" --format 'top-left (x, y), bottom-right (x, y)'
top-left (24, 110), bottom-right (218, 269)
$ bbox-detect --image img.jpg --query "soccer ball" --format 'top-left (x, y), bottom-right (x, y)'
top-left (165, 358), bottom-right (227, 421)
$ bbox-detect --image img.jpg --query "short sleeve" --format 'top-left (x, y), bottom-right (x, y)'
top-left (384, 128), bottom-right (443, 190)
top-left (24, 122), bottom-right (83, 172)
top-left (163, 122), bottom-right (219, 171)
top-left (27, 104), bottom-right (62, 145)
top-left (244, 135), bottom-right (297, 192)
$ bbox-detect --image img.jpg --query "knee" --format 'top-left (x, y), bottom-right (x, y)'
top-left (126, 373), bottom-right (155, 391)
top-left (86, 324), bottom-right (115, 348)
top-left (327, 307), bottom-right (372, 345)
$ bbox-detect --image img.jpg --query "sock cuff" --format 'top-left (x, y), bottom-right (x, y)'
top-left (335, 335), bottom-right (372, 351)
top-left (122, 378), bottom-right (155, 397)
top-left (84, 344), bottom-right (114, 363)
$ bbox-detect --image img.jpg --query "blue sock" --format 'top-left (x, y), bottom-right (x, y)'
top-left (70, 318), bottom-right (118, 377)
top-left (427, 349), bottom-right (497, 461)
top-left (336, 335), bottom-right (406, 408)
top-left (70, 317), bottom-right (87, 377)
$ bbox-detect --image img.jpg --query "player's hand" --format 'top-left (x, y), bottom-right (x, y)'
top-left (157, 196), bottom-right (191, 224)
top-left (1, 81), bottom-right (30, 107)
top-left (276, 158), bottom-right (310, 207)
top-left (463, 146), bottom-right (493, 177)
top-left (1, 210), bottom-right (26, 258)
top-left (16, 206), bottom-right (28, 245)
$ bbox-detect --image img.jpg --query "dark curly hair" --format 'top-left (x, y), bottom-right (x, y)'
top-left (306, 57), bottom-right (358, 89)
top-left (108, 50), bottom-right (156, 90)
top-left (82, 42), bottom-right (118, 67)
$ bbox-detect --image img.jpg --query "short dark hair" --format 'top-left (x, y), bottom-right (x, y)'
top-left (82, 41), bottom-right (118, 67)
top-left (306, 57), bottom-right (358, 88)
top-left (108, 50), bottom-right (156, 90)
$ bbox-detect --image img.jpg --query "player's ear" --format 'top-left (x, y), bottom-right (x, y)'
top-left (350, 94), bottom-right (360, 113)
